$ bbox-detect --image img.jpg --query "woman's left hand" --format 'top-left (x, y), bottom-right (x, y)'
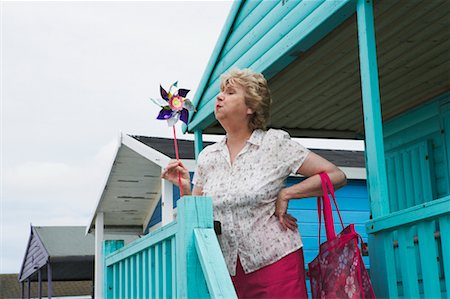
top-left (275, 188), bottom-right (298, 231)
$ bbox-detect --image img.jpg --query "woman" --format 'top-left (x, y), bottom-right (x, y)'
top-left (162, 68), bottom-right (347, 298)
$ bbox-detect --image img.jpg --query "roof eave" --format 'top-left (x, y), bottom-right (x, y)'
top-left (182, 0), bottom-right (244, 134)
top-left (85, 133), bottom-right (123, 235)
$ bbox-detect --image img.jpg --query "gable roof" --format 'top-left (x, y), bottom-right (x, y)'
top-left (19, 226), bottom-right (94, 282)
top-left (130, 135), bottom-right (214, 160)
top-left (185, 0), bottom-right (449, 139)
top-left (34, 226), bottom-right (94, 257)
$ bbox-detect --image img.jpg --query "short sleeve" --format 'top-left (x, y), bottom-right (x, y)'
top-left (192, 150), bottom-right (206, 188)
top-left (276, 130), bottom-right (310, 174)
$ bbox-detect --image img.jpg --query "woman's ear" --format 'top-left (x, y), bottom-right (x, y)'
top-left (247, 108), bottom-right (254, 115)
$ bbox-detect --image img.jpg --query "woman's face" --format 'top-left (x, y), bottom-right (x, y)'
top-left (215, 82), bottom-right (253, 127)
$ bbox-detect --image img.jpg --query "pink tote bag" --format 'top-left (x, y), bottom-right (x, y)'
top-left (308, 173), bottom-right (376, 299)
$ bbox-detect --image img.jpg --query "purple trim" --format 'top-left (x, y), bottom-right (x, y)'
top-left (19, 226), bottom-right (50, 282)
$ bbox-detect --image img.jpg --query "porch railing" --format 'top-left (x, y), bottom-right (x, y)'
top-left (366, 195), bottom-right (450, 298)
top-left (103, 196), bottom-right (237, 299)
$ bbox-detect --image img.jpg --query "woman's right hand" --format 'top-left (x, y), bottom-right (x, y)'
top-left (161, 160), bottom-right (192, 195)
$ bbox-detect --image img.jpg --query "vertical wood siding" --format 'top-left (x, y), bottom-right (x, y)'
top-left (104, 197), bottom-right (236, 299)
top-left (367, 93), bottom-right (450, 298)
top-left (384, 94), bottom-right (450, 211)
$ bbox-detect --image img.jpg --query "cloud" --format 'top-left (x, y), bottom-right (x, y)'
top-left (1, 1), bottom-right (233, 274)
top-left (1, 139), bottom-right (118, 273)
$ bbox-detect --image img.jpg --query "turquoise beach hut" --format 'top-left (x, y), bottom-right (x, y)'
top-left (185, 0), bottom-right (449, 297)
top-left (101, 0), bottom-right (449, 298)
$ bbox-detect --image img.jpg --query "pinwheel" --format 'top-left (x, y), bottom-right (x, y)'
top-left (150, 81), bottom-right (195, 127)
top-left (149, 81), bottom-right (195, 197)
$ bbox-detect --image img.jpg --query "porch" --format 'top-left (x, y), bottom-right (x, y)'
top-left (100, 0), bottom-right (449, 298)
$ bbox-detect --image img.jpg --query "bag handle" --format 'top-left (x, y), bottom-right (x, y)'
top-left (322, 173), bottom-right (345, 228)
top-left (317, 172), bottom-right (345, 246)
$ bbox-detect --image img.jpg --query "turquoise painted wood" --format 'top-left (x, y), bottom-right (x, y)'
top-left (375, 95), bottom-right (450, 298)
top-left (194, 129), bottom-right (203, 159)
top-left (175, 196), bottom-right (211, 299)
top-left (397, 227), bottom-right (420, 298)
top-left (182, 0), bottom-right (243, 133)
top-left (385, 141), bottom-right (433, 212)
top-left (104, 240), bottom-right (125, 299)
top-left (365, 199), bottom-right (449, 298)
top-left (384, 97), bottom-right (450, 200)
top-left (355, 0), bottom-right (390, 296)
top-left (366, 195), bottom-right (450, 234)
top-left (187, 0), bottom-right (356, 133)
top-left (103, 196), bottom-right (237, 299)
top-left (440, 214), bottom-right (450, 297)
top-left (194, 229), bottom-right (237, 298)
top-left (417, 221), bottom-right (441, 298)
top-left (356, 0), bottom-right (389, 218)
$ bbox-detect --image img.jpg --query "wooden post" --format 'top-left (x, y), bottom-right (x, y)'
top-left (27, 278), bottom-right (30, 299)
top-left (38, 268), bottom-right (42, 299)
top-left (194, 129), bottom-right (203, 159)
top-left (161, 178), bottom-right (174, 225)
top-left (175, 196), bottom-right (213, 298)
top-left (94, 212), bottom-right (104, 299)
top-left (356, 0), bottom-right (389, 218)
top-left (21, 281), bottom-right (24, 299)
top-left (47, 263), bottom-right (52, 299)
top-left (103, 240), bottom-right (124, 299)
top-left (356, 0), bottom-right (391, 297)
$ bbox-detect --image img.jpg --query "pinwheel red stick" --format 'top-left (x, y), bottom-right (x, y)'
top-left (150, 81), bottom-right (195, 197)
top-left (172, 126), bottom-right (183, 197)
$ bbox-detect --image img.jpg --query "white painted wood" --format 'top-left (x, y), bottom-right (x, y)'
top-left (86, 133), bottom-right (122, 235)
top-left (161, 177), bottom-right (174, 226)
top-left (340, 167), bottom-right (366, 180)
top-left (122, 134), bottom-right (171, 167)
top-left (94, 212), bottom-right (104, 299)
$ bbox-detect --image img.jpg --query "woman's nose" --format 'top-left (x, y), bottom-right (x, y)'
top-left (216, 93), bottom-right (224, 101)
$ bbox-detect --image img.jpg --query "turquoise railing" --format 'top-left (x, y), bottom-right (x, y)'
top-left (366, 195), bottom-right (450, 298)
top-left (103, 196), bottom-right (237, 299)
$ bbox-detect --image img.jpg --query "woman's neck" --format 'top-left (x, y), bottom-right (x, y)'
top-left (224, 126), bottom-right (253, 165)
top-left (226, 126), bottom-right (253, 146)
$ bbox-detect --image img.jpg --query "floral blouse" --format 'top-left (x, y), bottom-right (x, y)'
top-left (192, 129), bottom-right (310, 275)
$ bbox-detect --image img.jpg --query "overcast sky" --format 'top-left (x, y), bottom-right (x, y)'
top-left (1, 1), bottom-right (364, 274)
top-left (1, 0), bottom-right (236, 275)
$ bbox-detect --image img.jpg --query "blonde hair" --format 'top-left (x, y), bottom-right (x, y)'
top-left (220, 68), bottom-right (272, 130)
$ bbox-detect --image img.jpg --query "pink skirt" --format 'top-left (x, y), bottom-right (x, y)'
top-left (231, 249), bottom-right (308, 299)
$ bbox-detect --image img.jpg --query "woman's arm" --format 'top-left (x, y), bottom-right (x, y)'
top-left (275, 152), bottom-right (347, 230)
top-left (161, 160), bottom-right (204, 196)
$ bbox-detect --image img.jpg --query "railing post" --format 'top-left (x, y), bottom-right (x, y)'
top-left (103, 240), bottom-right (124, 299)
top-left (176, 196), bottom-right (213, 298)
top-left (194, 129), bottom-right (203, 159)
top-left (356, 0), bottom-right (392, 297)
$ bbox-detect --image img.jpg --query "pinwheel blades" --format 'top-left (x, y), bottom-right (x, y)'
top-left (150, 81), bottom-right (194, 126)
